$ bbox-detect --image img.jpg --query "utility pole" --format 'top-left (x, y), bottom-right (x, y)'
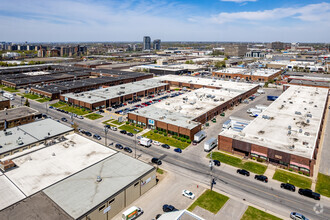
top-left (209, 152), bottom-right (216, 191)
top-left (104, 127), bottom-right (108, 147)
top-left (46, 102), bottom-right (48, 114)
top-left (134, 132), bottom-right (137, 158)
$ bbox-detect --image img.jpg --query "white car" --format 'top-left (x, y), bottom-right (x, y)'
top-left (153, 141), bottom-right (161, 146)
top-left (290, 212), bottom-right (308, 220)
top-left (182, 190), bottom-right (195, 199)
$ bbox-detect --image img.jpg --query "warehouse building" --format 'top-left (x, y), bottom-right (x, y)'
top-left (128, 77), bottom-right (258, 140)
top-left (218, 85), bottom-right (329, 176)
top-left (31, 71), bottom-right (152, 99)
top-left (285, 75), bottom-right (330, 89)
top-left (61, 79), bottom-right (169, 110)
top-left (213, 68), bottom-right (282, 82)
top-left (0, 118), bottom-right (73, 158)
top-left (0, 106), bottom-right (40, 130)
top-left (0, 134), bottom-right (156, 220)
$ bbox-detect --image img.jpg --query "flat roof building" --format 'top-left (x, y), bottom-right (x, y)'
top-left (218, 85), bottom-right (329, 176)
top-left (213, 68), bottom-right (282, 82)
top-left (61, 79), bottom-right (169, 110)
top-left (0, 96), bottom-right (10, 110)
top-left (0, 106), bottom-right (40, 130)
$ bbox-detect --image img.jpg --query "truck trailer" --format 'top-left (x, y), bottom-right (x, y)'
top-left (194, 130), bottom-right (206, 143)
top-left (204, 137), bottom-right (218, 152)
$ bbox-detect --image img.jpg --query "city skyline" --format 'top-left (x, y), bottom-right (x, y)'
top-left (1, 0), bottom-right (330, 42)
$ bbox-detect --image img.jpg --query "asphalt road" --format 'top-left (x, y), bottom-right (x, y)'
top-left (11, 95), bottom-right (330, 220)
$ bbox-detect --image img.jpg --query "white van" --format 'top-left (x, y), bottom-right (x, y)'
top-left (139, 137), bottom-right (151, 147)
top-left (204, 138), bottom-right (218, 152)
top-left (122, 206), bottom-right (143, 220)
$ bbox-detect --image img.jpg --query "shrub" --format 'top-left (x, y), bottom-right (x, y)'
top-left (181, 138), bottom-right (186, 142)
top-left (173, 135), bottom-right (177, 139)
top-left (154, 130), bottom-right (158, 133)
top-left (298, 171), bottom-right (303, 174)
top-left (159, 131), bottom-right (163, 135)
top-left (187, 140), bottom-right (191, 144)
top-left (289, 168), bottom-right (293, 171)
top-left (164, 133), bottom-right (167, 137)
top-left (256, 158), bottom-right (265, 163)
top-left (252, 157), bottom-right (256, 160)
top-left (126, 121), bottom-right (129, 125)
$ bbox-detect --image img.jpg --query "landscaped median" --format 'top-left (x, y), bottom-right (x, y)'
top-left (18, 93), bottom-right (51, 103)
top-left (142, 130), bottom-right (190, 149)
top-left (272, 169), bottom-right (312, 189)
top-left (241, 206), bottom-right (282, 220)
top-left (187, 189), bottom-right (229, 214)
top-left (0, 85), bottom-right (19, 93)
top-left (208, 152), bottom-right (267, 175)
top-left (85, 113), bottom-right (103, 120)
top-left (316, 173), bottom-right (330, 197)
top-left (118, 124), bottom-right (143, 134)
top-left (50, 101), bottom-right (91, 115)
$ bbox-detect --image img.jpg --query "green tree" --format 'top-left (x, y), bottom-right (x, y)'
top-left (25, 98), bottom-right (30, 107)
top-left (215, 61), bottom-right (226, 69)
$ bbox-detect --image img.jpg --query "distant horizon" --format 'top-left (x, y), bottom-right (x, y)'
top-left (1, 0), bottom-right (330, 42)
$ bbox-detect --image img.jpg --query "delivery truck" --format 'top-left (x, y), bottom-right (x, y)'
top-left (138, 137), bottom-right (151, 147)
top-left (204, 137), bottom-right (218, 152)
top-left (122, 206), bottom-right (143, 220)
top-left (193, 130), bottom-right (206, 143)
top-left (255, 104), bottom-right (268, 111)
top-left (3, 92), bottom-right (14, 100)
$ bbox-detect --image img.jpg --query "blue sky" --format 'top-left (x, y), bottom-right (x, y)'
top-left (1, 0), bottom-right (330, 42)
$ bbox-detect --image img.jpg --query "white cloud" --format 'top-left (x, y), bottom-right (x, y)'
top-left (211, 2), bottom-right (330, 24)
top-left (221, 0), bottom-right (257, 3)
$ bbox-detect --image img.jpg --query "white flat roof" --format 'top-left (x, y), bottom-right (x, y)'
top-left (220, 85), bottom-right (329, 159)
top-left (63, 78), bottom-right (168, 104)
top-left (4, 134), bottom-right (116, 196)
top-left (44, 153), bottom-right (155, 219)
top-left (0, 174), bottom-right (26, 210)
top-left (156, 75), bottom-right (258, 92)
top-left (288, 75), bottom-right (330, 82)
top-left (215, 68), bottom-right (280, 77)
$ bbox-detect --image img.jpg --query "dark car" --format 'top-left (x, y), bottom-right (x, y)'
top-left (93, 134), bottom-right (101, 140)
top-left (84, 131), bottom-right (92, 137)
top-left (213, 160), bottom-right (221, 166)
top-left (192, 140), bottom-right (198, 145)
top-left (281, 183), bottom-right (295, 192)
top-left (99, 109), bottom-right (104, 113)
top-left (120, 130), bottom-right (127, 134)
top-left (151, 158), bottom-right (162, 165)
top-left (155, 214), bottom-right (162, 219)
top-left (174, 148), bottom-right (182, 153)
top-left (162, 204), bottom-right (176, 212)
top-left (104, 124), bottom-right (111, 129)
top-left (254, 175), bottom-right (268, 183)
top-left (61, 117), bottom-right (67, 122)
top-left (127, 132), bottom-right (134, 137)
top-left (115, 144), bottom-right (123, 150)
top-left (237, 169), bottom-right (250, 176)
top-left (124, 147), bottom-right (132, 153)
top-left (298, 189), bottom-right (320, 200)
top-left (161, 144), bottom-right (170, 149)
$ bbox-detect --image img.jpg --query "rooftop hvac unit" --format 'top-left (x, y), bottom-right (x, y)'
top-left (288, 125), bottom-right (291, 130)
top-left (295, 111), bottom-right (301, 115)
top-left (165, 102), bottom-right (170, 105)
top-left (288, 145), bottom-right (295, 150)
top-left (304, 132), bottom-right (310, 136)
top-left (299, 129), bottom-right (303, 133)
top-left (306, 119), bottom-right (310, 124)
top-left (88, 96), bottom-right (91, 98)
top-left (288, 130), bottom-right (291, 135)
top-left (307, 113), bottom-right (312, 118)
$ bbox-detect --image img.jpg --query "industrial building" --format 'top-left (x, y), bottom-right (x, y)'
top-left (128, 76), bottom-right (258, 140)
top-left (218, 85), bottom-right (329, 176)
top-left (213, 68), bottom-right (282, 82)
top-left (0, 121), bottom-right (156, 219)
top-left (0, 97), bottom-right (10, 110)
top-left (0, 118), bottom-right (72, 158)
top-left (30, 71), bottom-right (152, 99)
top-left (224, 45), bottom-right (248, 57)
top-left (61, 79), bottom-right (169, 110)
top-left (285, 75), bottom-right (330, 89)
top-left (0, 106), bottom-right (40, 131)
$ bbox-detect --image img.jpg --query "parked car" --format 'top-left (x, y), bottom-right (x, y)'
top-left (298, 189), bottom-right (320, 200)
top-left (84, 131), bottom-right (92, 137)
top-left (151, 158), bottom-right (162, 165)
top-left (120, 130), bottom-right (127, 134)
top-left (161, 144), bottom-right (170, 149)
top-left (281, 183), bottom-right (295, 192)
top-left (182, 190), bottom-right (195, 199)
top-left (153, 141), bottom-right (161, 146)
top-left (93, 134), bottom-right (101, 140)
top-left (104, 125), bottom-right (111, 129)
top-left (290, 212), bottom-right (309, 220)
top-left (61, 117), bottom-right (67, 122)
top-left (77, 115), bottom-right (84, 119)
top-left (127, 132), bottom-right (134, 137)
top-left (254, 175), bottom-right (268, 183)
top-left (124, 147), bottom-right (132, 153)
top-left (213, 160), bottom-right (221, 166)
top-left (237, 169), bottom-right (250, 176)
top-left (174, 148), bottom-right (182, 153)
top-left (192, 140), bottom-right (198, 145)
top-left (162, 204), bottom-right (176, 212)
top-left (115, 143), bottom-right (123, 150)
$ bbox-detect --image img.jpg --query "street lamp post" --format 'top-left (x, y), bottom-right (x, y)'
top-left (21, 96), bottom-right (24, 106)
top-left (209, 152), bottom-right (216, 191)
top-left (104, 127), bottom-right (108, 147)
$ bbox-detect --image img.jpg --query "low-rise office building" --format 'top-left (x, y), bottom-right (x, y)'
top-left (0, 106), bottom-right (40, 130)
top-left (218, 85), bottom-right (329, 176)
top-left (213, 68), bottom-right (282, 82)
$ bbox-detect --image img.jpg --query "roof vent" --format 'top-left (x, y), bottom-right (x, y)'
top-left (304, 132), bottom-right (310, 136)
top-left (306, 119), bottom-right (310, 124)
top-left (288, 130), bottom-right (291, 135)
top-left (299, 129), bottom-right (303, 133)
top-left (295, 111), bottom-right (301, 115)
top-left (96, 176), bottom-right (102, 182)
top-left (288, 125), bottom-right (291, 130)
top-left (307, 114), bottom-right (312, 118)
top-left (288, 145), bottom-right (295, 150)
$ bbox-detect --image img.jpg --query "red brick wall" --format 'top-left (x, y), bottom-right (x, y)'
top-left (0, 99), bottom-right (10, 110)
top-left (218, 135), bottom-right (233, 153)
